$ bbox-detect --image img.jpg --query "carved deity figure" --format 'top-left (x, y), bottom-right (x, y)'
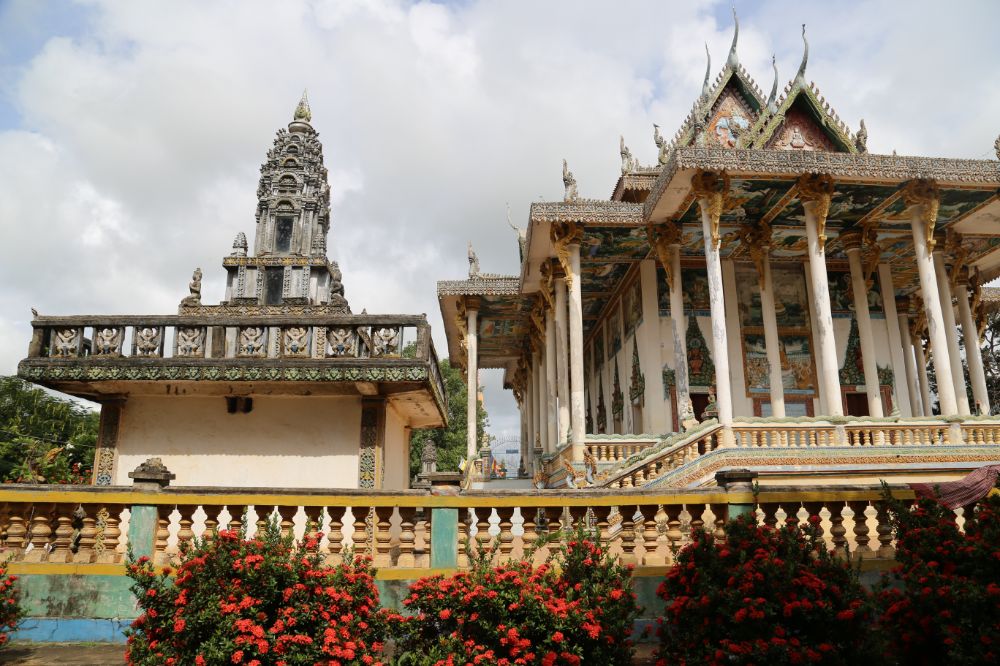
top-left (373, 327), bottom-right (401, 356)
top-left (53, 328), bottom-right (81, 357)
top-left (468, 242), bottom-right (480, 278)
top-left (327, 327), bottom-right (355, 357)
top-left (855, 119), bottom-right (868, 154)
top-left (328, 263), bottom-right (349, 311)
top-left (176, 327), bottom-right (205, 357)
top-left (283, 326), bottom-right (309, 356)
top-left (562, 159), bottom-right (579, 202)
top-left (94, 327), bottom-right (122, 356)
top-left (239, 327), bottom-right (266, 357)
top-left (135, 327), bottom-right (162, 356)
top-left (180, 268), bottom-right (202, 307)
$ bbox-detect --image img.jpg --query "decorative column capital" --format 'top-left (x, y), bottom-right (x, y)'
top-left (838, 229), bottom-right (864, 252)
top-left (738, 221), bottom-right (773, 291)
top-left (550, 222), bottom-right (583, 289)
top-left (646, 222), bottom-right (683, 289)
top-left (463, 295), bottom-right (481, 312)
top-left (797, 173), bottom-right (835, 250)
top-left (691, 170), bottom-right (730, 250)
top-left (538, 261), bottom-right (556, 308)
top-left (901, 179), bottom-right (941, 250)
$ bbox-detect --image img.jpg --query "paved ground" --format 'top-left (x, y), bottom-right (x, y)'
top-left (0, 642), bottom-right (658, 664)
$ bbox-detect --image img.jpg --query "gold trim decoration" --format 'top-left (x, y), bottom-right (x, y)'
top-left (796, 173), bottom-right (834, 250)
top-left (690, 170), bottom-right (730, 250)
top-left (645, 222), bottom-right (682, 290)
top-left (550, 222), bottom-right (583, 289)
top-left (901, 179), bottom-right (941, 251)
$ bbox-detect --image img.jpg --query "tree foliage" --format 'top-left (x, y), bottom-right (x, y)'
top-left (0, 376), bottom-right (98, 483)
top-left (408, 359), bottom-right (489, 480)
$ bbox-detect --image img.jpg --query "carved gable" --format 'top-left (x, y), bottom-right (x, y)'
top-left (705, 90), bottom-right (757, 149)
top-left (766, 106), bottom-right (836, 152)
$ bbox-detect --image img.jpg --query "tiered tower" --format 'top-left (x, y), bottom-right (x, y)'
top-left (220, 92), bottom-right (349, 311)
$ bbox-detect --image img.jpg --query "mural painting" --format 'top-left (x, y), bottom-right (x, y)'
top-left (623, 278), bottom-right (642, 335)
top-left (594, 328), bottom-right (605, 366)
top-left (609, 304), bottom-right (623, 356)
top-left (827, 270), bottom-right (884, 317)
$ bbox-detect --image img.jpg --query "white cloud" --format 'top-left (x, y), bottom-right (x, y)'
top-left (1, 0), bottom-right (998, 438)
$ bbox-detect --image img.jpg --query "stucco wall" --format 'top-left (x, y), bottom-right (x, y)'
top-left (113, 395), bottom-right (364, 488)
top-left (382, 402), bottom-right (410, 489)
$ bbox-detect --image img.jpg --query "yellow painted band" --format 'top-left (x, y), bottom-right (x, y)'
top-left (8, 562), bottom-right (125, 576)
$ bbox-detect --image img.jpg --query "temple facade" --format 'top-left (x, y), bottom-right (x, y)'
top-left (18, 94), bottom-right (447, 489)
top-left (439, 22), bottom-right (1000, 489)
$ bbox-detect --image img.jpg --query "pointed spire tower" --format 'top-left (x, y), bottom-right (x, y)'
top-left (220, 91), bottom-right (349, 311)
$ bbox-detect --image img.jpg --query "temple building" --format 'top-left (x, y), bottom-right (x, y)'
top-left (18, 94), bottom-right (446, 489)
top-left (439, 22), bottom-right (1000, 489)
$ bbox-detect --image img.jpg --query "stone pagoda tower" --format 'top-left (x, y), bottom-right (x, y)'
top-left (212, 92), bottom-right (349, 312)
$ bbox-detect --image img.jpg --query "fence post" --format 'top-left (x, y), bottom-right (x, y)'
top-left (127, 458), bottom-right (175, 560)
top-left (715, 468), bottom-right (758, 520)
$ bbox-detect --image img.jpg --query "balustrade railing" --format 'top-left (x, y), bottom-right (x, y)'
top-left (0, 485), bottom-right (940, 573)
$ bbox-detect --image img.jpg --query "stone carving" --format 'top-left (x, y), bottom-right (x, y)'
top-left (93, 327), bottom-right (122, 356)
top-left (175, 327), bottom-right (205, 357)
top-left (282, 326), bottom-right (309, 357)
top-left (995, 134), bottom-right (1000, 161)
top-left (562, 159), bottom-right (579, 202)
top-left (855, 119), bottom-right (868, 154)
top-left (238, 326), bottom-right (266, 357)
top-left (328, 263), bottom-right (349, 311)
top-left (619, 135), bottom-right (639, 174)
top-left (647, 222), bottom-right (683, 289)
top-left (611, 359), bottom-right (624, 422)
top-left (550, 221), bottom-right (583, 289)
top-left (180, 268), bottom-right (202, 307)
top-left (596, 376), bottom-right (607, 433)
top-left (467, 242), bottom-right (480, 277)
top-left (327, 327), bottom-right (357, 357)
top-left (231, 232), bottom-right (248, 257)
top-left (52, 328), bottom-right (81, 357)
top-left (134, 327), bottom-right (162, 356)
top-left (653, 123), bottom-right (670, 165)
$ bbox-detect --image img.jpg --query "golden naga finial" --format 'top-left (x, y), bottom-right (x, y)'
top-left (293, 89), bottom-right (312, 122)
top-left (901, 179), bottom-right (941, 250)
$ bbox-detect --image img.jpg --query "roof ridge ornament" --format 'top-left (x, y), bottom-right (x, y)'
top-left (562, 159), bottom-right (579, 202)
top-left (701, 43), bottom-right (712, 101)
top-left (767, 54), bottom-right (779, 114)
top-left (726, 5), bottom-right (739, 70)
top-left (855, 119), bottom-right (868, 153)
top-left (795, 24), bottom-right (809, 85)
top-left (620, 135), bottom-right (639, 174)
top-left (994, 134), bottom-right (1000, 160)
top-left (293, 89), bottom-right (311, 123)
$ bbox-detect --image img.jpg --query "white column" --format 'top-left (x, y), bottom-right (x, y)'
top-left (880, 264), bottom-right (912, 416)
top-left (844, 234), bottom-right (884, 417)
top-left (802, 201), bottom-right (844, 416)
top-left (897, 304), bottom-right (923, 416)
top-left (913, 334), bottom-right (933, 415)
top-left (933, 251), bottom-right (970, 414)
top-left (466, 305), bottom-right (479, 458)
top-left (759, 254), bottom-right (786, 417)
top-left (667, 244), bottom-right (691, 425)
top-left (904, 183), bottom-right (957, 416)
top-left (535, 349), bottom-right (548, 454)
top-left (695, 192), bottom-right (733, 429)
top-left (957, 282), bottom-right (990, 414)
top-left (544, 308), bottom-right (559, 450)
top-left (554, 277), bottom-right (571, 442)
top-left (568, 242), bottom-right (586, 461)
top-left (804, 258), bottom-right (828, 415)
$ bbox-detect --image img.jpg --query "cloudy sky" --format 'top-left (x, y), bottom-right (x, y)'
top-left (1, 0), bottom-right (998, 437)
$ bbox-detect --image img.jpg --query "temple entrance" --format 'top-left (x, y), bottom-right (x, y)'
top-left (844, 392), bottom-right (870, 417)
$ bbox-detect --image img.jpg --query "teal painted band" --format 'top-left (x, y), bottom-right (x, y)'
top-left (430, 508), bottom-right (458, 569)
top-left (127, 504), bottom-right (158, 559)
top-left (728, 504), bottom-right (755, 520)
top-left (12, 618), bottom-right (128, 643)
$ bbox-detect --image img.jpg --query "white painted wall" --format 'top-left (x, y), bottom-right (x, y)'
top-left (383, 403), bottom-right (410, 489)
top-left (114, 395), bottom-right (365, 488)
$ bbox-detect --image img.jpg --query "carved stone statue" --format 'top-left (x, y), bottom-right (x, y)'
top-left (562, 159), bottom-right (579, 202)
top-left (231, 232), bottom-right (248, 257)
top-left (855, 119), bottom-right (868, 154)
top-left (995, 134), bottom-right (1000, 161)
top-left (468, 241), bottom-right (480, 277)
top-left (327, 262), bottom-right (349, 311)
top-left (180, 268), bottom-right (202, 307)
top-left (653, 123), bottom-right (670, 165)
top-left (619, 135), bottom-right (638, 174)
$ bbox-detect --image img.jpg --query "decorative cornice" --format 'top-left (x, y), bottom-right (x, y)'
top-left (530, 201), bottom-right (644, 226)
top-left (437, 277), bottom-right (521, 297)
top-left (644, 148), bottom-right (1000, 220)
top-left (222, 256), bottom-right (331, 267)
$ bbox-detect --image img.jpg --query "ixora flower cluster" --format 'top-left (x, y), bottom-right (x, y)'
top-left (0, 563), bottom-right (24, 649)
top-left (125, 523), bottom-right (395, 666)
top-left (393, 531), bottom-right (639, 666)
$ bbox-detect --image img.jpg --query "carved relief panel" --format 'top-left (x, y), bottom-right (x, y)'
top-left (93, 327), bottom-right (124, 356)
top-left (51, 327), bottom-right (82, 357)
top-left (133, 326), bottom-right (164, 357)
top-left (238, 326), bottom-right (267, 357)
top-left (282, 326), bottom-right (310, 357)
top-left (175, 327), bottom-right (207, 358)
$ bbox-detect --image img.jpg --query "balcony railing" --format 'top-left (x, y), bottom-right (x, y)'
top-left (19, 315), bottom-right (447, 412)
top-left (0, 484), bottom-right (936, 574)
